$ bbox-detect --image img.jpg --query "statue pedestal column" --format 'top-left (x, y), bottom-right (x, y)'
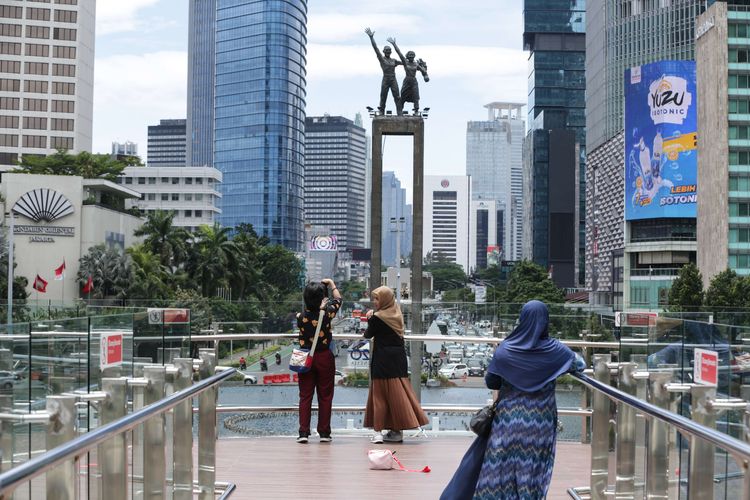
top-left (370, 115), bottom-right (424, 399)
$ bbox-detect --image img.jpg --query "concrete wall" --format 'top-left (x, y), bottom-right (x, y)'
top-left (696, 3), bottom-right (729, 286)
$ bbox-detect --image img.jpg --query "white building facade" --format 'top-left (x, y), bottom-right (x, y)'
top-left (423, 175), bottom-right (472, 272)
top-left (119, 166), bottom-right (222, 232)
top-left (0, 174), bottom-right (141, 300)
top-left (0, 0), bottom-right (96, 168)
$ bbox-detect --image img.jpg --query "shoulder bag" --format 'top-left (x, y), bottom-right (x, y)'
top-left (469, 396), bottom-right (499, 437)
top-left (289, 309), bottom-right (325, 374)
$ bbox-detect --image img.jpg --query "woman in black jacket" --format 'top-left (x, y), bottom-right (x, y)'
top-left (363, 286), bottom-right (428, 443)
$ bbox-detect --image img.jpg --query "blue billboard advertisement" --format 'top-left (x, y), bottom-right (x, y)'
top-left (624, 60), bottom-right (697, 220)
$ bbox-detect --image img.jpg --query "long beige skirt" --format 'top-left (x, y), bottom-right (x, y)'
top-left (364, 377), bottom-right (429, 431)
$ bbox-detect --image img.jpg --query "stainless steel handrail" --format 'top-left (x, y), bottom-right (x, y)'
top-left (0, 368), bottom-right (236, 496)
top-left (572, 371), bottom-right (750, 461)
top-left (206, 404), bottom-right (593, 417)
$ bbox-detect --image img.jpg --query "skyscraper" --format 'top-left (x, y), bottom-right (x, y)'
top-left (147, 119), bottom-right (186, 167)
top-left (523, 0), bottom-right (586, 287)
top-left (424, 175), bottom-right (472, 272)
top-left (0, 0), bottom-right (96, 168)
top-left (585, 0), bottom-right (704, 308)
top-left (304, 115), bottom-right (367, 251)
top-left (188, 0), bottom-right (307, 249)
top-left (382, 171), bottom-right (412, 267)
top-left (466, 102), bottom-right (524, 262)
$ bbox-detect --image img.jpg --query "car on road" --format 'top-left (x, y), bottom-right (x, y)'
top-left (242, 372), bottom-right (258, 385)
top-left (466, 359), bottom-right (486, 377)
top-left (0, 370), bottom-right (20, 389)
top-left (439, 363), bottom-right (469, 379)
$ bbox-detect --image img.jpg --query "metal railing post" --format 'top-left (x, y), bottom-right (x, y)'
top-left (172, 359), bottom-right (193, 500)
top-left (615, 363), bottom-right (637, 499)
top-left (688, 385), bottom-right (716, 500)
top-left (198, 349), bottom-right (217, 500)
top-left (590, 354), bottom-right (611, 500)
top-left (143, 366), bottom-right (166, 499)
top-left (98, 378), bottom-right (128, 500)
top-left (0, 394), bottom-right (11, 473)
top-left (646, 372), bottom-right (671, 499)
top-left (45, 394), bottom-right (77, 499)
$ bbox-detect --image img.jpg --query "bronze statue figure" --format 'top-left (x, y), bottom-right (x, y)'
top-left (365, 27), bottom-right (403, 115)
top-left (388, 37), bottom-right (429, 115)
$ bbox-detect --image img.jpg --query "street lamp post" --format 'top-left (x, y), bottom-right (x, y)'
top-left (390, 216), bottom-right (405, 304)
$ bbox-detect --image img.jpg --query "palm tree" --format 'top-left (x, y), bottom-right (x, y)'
top-left (77, 245), bottom-right (132, 299)
top-left (127, 244), bottom-right (172, 299)
top-left (133, 210), bottom-right (189, 269)
top-left (191, 224), bottom-right (240, 296)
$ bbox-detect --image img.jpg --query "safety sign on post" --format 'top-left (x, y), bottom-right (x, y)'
top-left (100, 332), bottom-right (124, 370)
top-left (693, 348), bottom-right (718, 386)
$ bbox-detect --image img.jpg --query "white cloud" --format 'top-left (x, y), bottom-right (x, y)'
top-left (308, 14), bottom-right (421, 43)
top-left (96, 0), bottom-right (160, 35)
top-left (93, 51), bottom-right (187, 156)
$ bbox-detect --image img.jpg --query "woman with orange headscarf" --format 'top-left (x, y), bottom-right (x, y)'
top-left (363, 286), bottom-right (428, 443)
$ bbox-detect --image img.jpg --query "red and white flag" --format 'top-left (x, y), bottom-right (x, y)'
top-left (54, 260), bottom-right (66, 280)
top-left (33, 274), bottom-right (48, 293)
top-left (82, 275), bottom-right (94, 294)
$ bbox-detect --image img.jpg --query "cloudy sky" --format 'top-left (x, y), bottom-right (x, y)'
top-left (94, 1), bottom-right (527, 201)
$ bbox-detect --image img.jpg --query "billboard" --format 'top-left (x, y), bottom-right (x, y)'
top-left (624, 61), bottom-right (697, 220)
top-left (309, 234), bottom-right (338, 251)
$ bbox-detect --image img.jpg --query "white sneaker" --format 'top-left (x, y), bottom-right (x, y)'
top-left (370, 433), bottom-right (384, 444)
top-left (383, 430), bottom-right (403, 443)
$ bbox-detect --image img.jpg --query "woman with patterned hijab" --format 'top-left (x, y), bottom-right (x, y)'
top-left (363, 286), bottom-right (428, 443)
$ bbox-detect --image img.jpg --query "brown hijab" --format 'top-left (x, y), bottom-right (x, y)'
top-left (371, 286), bottom-right (404, 336)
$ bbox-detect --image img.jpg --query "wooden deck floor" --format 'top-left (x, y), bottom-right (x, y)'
top-left (213, 436), bottom-right (591, 499)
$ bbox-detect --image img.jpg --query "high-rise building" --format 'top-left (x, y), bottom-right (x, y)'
top-left (585, 0), bottom-right (704, 307)
top-left (466, 102), bottom-right (524, 263)
top-left (424, 175), bottom-right (472, 272)
top-left (697, 2), bottom-right (750, 285)
top-left (522, 0), bottom-right (585, 288)
top-left (469, 200), bottom-right (504, 271)
top-left (381, 171), bottom-right (411, 267)
top-left (147, 119), bottom-right (186, 167)
top-left (186, 0), bottom-right (215, 168)
top-left (304, 115), bottom-right (367, 251)
top-left (0, 0), bottom-right (96, 168)
top-left (187, 0), bottom-right (307, 249)
top-left (111, 141), bottom-right (137, 158)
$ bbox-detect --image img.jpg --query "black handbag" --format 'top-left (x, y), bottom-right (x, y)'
top-left (469, 398), bottom-right (498, 437)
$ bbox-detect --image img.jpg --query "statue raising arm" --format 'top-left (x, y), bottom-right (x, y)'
top-left (387, 37), bottom-right (407, 67)
top-left (365, 27), bottom-right (384, 64)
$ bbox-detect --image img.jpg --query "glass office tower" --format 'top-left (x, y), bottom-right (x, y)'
top-left (522, 0), bottom-right (586, 287)
top-left (191, 0), bottom-right (307, 249)
top-left (187, 0), bottom-right (216, 168)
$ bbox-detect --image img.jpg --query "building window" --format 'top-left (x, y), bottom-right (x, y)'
top-left (25, 25), bottom-right (50, 39)
top-left (22, 116), bottom-right (47, 130)
top-left (147, 193), bottom-right (156, 201)
top-left (0, 42), bottom-right (21, 55)
top-left (0, 134), bottom-right (18, 147)
top-left (23, 98), bottom-right (47, 112)
top-left (50, 118), bottom-right (73, 131)
top-left (172, 178), bottom-right (179, 184)
top-left (185, 177), bottom-right (193, 185)
top-left (171, 193), bottom-right (179, 201)
top-left (195, 210), bottom-right (202, 218)
top-left (26, 8), bottom-right (51, 21)
top-left (197, 178), bottom-right (204, 185)
top-left (0, 78), bottom-right (19, 91)
top-left (50, 136), bottom-right (72, 149)
top-left (51, 99), bottom-right (74, 113)
top-left (137, 177), bottom-right (145, 185)
top-left (25, 43), bottom-right (49, 57)
top-left (185, 194), bottom-right (192, 201)
top-left (125, 177), bottom-right (133, 185)
top-left (161, 177), bottom-right (169, 183)
top-left (53, 9), bottom-right (76, 23)
top-left (0, 115), bottom-right (19, 128)
top-left (52, 45), bottom-right (75, 59)
top-left (52, 63), bottom-right (75, 77)
top-left (55, 0), bottom-right (78, 5)
top-left (52, 81), bottom-right (74, 95)
top-left (0, 6), bottom-right (23, 19)
top-left (0, 97), bottom-right (19, 110)
top-left (195, 193), bottom-right (203, 201)
top-left (0, 24), bottom-right (22, 37)
top-left (0, 60), bottom-right (21, 73)
top-left (161, 193), bottom-right (168, 201)
top-left (185, 210), bottom-right (192, 217)
top-left (24, 61), bottom-right (48, 75)
top-left (730, 202), bottom-right (750, 217)
top-left (53, 28), bottom-right (76, 41)
top-left (22, 135), bottom-right (47, 148)
top-left (729, 23), bottom-right (750, 38)
top-left (146, 177), bottom-right (155, 184)
top-left (24, 80), bottom-right (48, 93)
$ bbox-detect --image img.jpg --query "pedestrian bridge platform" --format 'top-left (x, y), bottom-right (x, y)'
top-left (212, 435), bottom-right (590, 499)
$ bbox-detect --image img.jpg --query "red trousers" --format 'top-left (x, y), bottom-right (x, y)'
top-left (298, 349), bottom-right (335, 435)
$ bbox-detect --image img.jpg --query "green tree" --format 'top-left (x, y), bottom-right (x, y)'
top-left (190, 224), bottom-right (239, 296)
top-left (424, 252), bottom-right (467, 291)
top-left (126, 244), bottom-right (172, 299)
top-left (338, 279), bottom-right (367, 302)
top-left (505, 260), bottom-right (565, 304)
top-left (258, 243), bottom-right (304, 297)
top-left (15, 150), bottom-right (140, 181)
top-left (667, 263), bottom-right (704, 311)
top-left (134, 210), bottom-right (189, 269)
top-left (704, 269), bottom-right (744, 309)
top-left (77, 245), bottom-right (132, 299)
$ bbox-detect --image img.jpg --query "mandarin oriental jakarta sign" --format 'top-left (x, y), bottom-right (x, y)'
top-left (624, 60), bottom-right (697, 220)
top-left (12, 188), bottom-right (76, 242)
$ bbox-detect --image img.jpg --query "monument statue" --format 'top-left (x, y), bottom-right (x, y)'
top-left (388, 37), bottom-right (429, 115)
top-left (365, 27), bottom-right (403, 115)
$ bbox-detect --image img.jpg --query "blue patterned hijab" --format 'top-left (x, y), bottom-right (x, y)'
top-left (487, 300), bottom-right (575, 392)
